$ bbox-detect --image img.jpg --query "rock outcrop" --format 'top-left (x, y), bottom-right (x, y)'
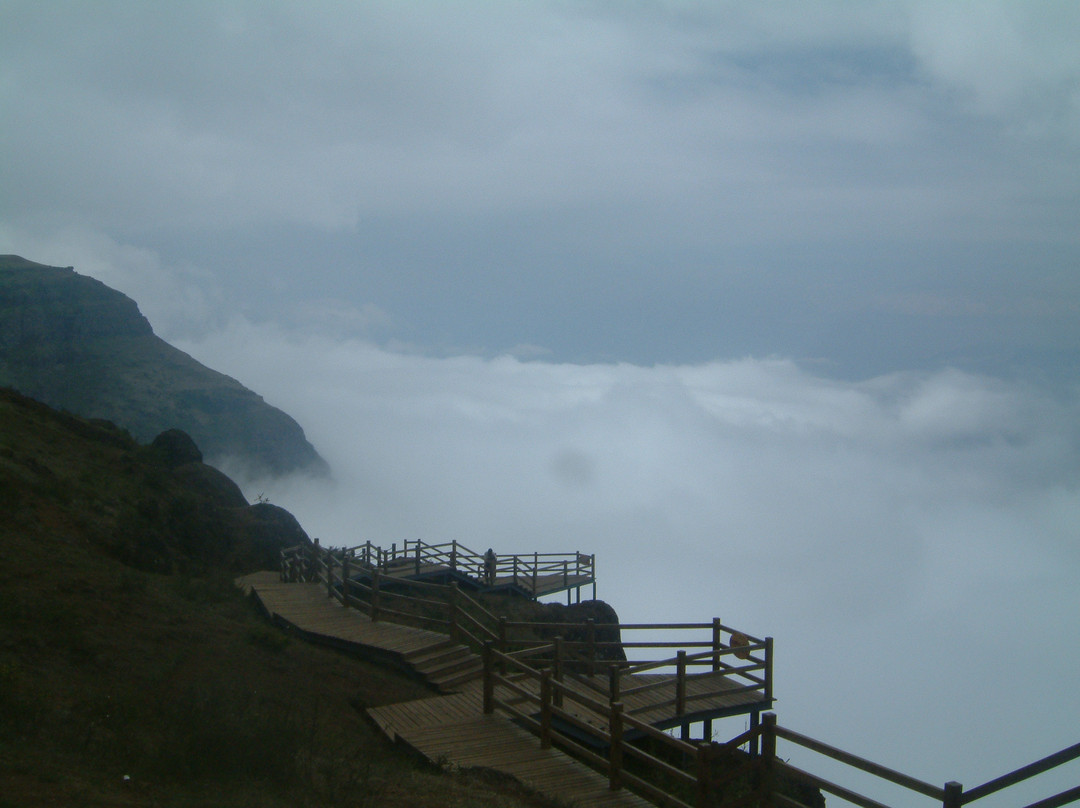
top-left (0, 387), bottom-right (309, 573)
top-left (0, 255), bottom-right (328, 477)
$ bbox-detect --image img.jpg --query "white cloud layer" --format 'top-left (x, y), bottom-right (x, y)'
top-left (174, 318), bottom-right (1080, 803)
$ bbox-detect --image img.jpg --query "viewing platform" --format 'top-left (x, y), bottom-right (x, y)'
top-left (284, 538), bottom-right (597, 602)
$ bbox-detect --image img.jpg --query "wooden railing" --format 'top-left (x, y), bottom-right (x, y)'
top-left (287, 538), bottom-right (596, 600)
top-left (737, 716), bottom-right (1080, 808)
top-left (496, 619), bottom-right (773, 729)
top-left (482, 643), bottom-right (794, 808)
top-left (482, 646), bottom-right (1080, 808)
top-left (289, 540), bottom-right (772, 710)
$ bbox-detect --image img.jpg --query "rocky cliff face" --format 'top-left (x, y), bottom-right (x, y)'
top-left (0, 255), bottom-right (328, 477)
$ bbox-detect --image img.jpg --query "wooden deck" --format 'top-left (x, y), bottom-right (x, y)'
top-left (547, 670), bottom-right (769, 735)
top-left (374, 561), bottom-right (595, 599)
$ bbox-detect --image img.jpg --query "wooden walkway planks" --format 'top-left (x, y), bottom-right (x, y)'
top-left (239, 571), bottom-right (447, 652)
top-left (240, 571), bottom-right (653, 807)
top-left (377, 707), bottom-right (654, 807)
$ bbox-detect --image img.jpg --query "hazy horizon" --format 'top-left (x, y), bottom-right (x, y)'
top-left (3, 2), bottom-right (1078, 804)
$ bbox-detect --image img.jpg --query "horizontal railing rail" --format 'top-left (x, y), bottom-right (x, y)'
top-left (762, 716), bottom-right (1079, 808)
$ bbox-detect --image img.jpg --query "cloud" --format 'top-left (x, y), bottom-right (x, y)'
top-left (4, 2), bottom-right (1078, 243)
top-left (908, 0), bottom-right (1080, 128)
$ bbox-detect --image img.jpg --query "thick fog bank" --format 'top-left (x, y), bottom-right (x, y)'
top-left (179, 320), bottom-right (1079, 804)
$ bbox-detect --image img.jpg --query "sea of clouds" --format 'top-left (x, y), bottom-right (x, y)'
top-left (174, 318), bottom-right (1079, 806)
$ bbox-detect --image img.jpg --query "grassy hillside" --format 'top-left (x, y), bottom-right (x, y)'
top-left (0, 389), bottom-right (557, 807)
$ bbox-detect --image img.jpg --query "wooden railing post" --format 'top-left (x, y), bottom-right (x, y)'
top-left (696, 742), bottom-right (712, 808)
top-left (414, 541), bottom-right (421, 576)
top-left (327, 549), bottom-right (335, 597)
top-left (540, 670), bottom-right (553, 749)
top-left (677, 649), bottom-right (689, 739)
top-left (448, 582), bottom-right (459, 642)
top-left (764, 637), bottom-right (774, 702)
top-left (712, 618), bottom-right (722, 672)
top-left (610, 701), bottom-right (624, 791)
top-left (609, 663), bottom-right (621, 703)
top-left (483, 642), bottom-right (495, 714)
top-left (532, 551), bottom-right (538, 596)
top-left (512, 556), bottom-right (519, 588)
top-left (677, 650), bottom-right (687, 716)
top-left (587, 618), bottom-right (596, 676)
top-left (498, 616), bottom-right (508, 675)
top-left (372, 569), bottom-right (381, 622)
top-left (943, 781), bottom-right (963, 808)
top-left (450, 540), bottom-right (458, 571)
top-left (553, 636), bottom-right (564, 708)
top-left (310, 538), bottom-right (320, 581)
top-left (760, 713), bottom-right (777, 805)
top-left (340, 553), bottom-right (350, 605)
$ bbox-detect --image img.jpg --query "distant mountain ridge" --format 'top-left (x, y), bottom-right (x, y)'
top-left (0, 255), bottom-right (328, 477)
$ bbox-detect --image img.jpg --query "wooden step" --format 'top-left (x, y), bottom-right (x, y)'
top-left (417, 649), bottom-right (480, 679)
top-left (430, 661), bottom-right (484, 691)
top-left (405, 639), bottom-right (462, 665)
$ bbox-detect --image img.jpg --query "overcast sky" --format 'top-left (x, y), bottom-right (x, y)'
top-left (2, 2), bottom-right (1079, 803)
top-left (4, 0), bottom-right (1079, 377)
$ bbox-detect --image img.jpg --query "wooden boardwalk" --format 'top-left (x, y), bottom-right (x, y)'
top-left (368, 686), bottom-right (653, 806)
top-left (239, 572), bottom-right (445, 656)
top-left (240, 572), bottom-right (653, 806)
top-left (238, 572), bottom-right (484, 689)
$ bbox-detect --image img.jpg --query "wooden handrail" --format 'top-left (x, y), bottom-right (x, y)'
top-left (763, 715), bottom-right (1079, 808)
top-left (773, 724), bottom-right (945, 800)
top-left (961, 741), bottom-right (1080, 803)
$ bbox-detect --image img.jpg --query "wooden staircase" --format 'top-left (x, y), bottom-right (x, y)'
top-left (405, 639), bottom-right (484, 692)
